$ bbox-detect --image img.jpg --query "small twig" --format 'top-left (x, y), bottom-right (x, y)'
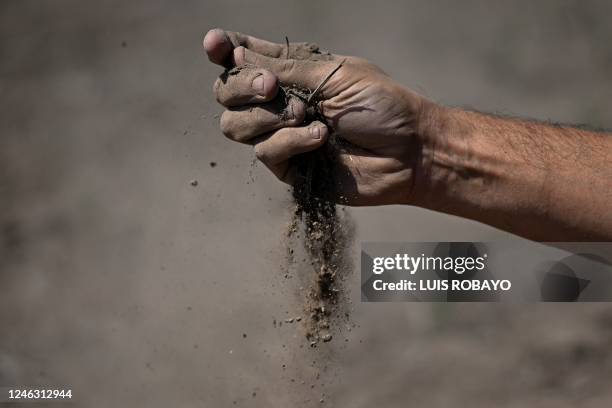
top-left (307, 59), bottom-right (346, 105)
top-left (285, 36), bottom-right (290, 59)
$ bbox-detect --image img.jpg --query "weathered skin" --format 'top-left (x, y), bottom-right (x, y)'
top-left (204, 28), bottom-right (426, 206)
top-left (203, 28), bottom-right (612, 241)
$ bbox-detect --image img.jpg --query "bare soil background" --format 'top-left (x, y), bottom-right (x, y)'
top-left (2, 0), bottom-right (612, 407)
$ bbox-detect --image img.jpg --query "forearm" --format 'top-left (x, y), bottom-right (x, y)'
top-left (415, 104), bottom-right (612, 241)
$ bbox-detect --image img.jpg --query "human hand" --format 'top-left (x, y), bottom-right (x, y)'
top-left (203, 28), bottom-right (438, 206)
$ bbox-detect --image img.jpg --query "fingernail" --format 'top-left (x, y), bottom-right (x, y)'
top-left (252, 74), bottom-right (265, 96)
top-left (310, 125), bottom-right (322, 139)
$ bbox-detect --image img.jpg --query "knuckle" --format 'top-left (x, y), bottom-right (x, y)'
top-left (284, 59), bottom-right (298, 78)
top-left (253, 144), bottom-right (268, 162)
top-left (213, 78), bottom-right (225, 104)
top-left (261, 73), bottom-right (278, 101)
top-left (219, 112), bottom-right (235, 139)
top-left (228, 31), bottom-right (246, 47)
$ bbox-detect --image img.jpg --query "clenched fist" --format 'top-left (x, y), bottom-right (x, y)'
top-left (203, 28), bottom-right (437, 206)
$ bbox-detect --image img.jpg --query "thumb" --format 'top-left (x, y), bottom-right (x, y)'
top-left (233, 46), bottom-right (328, 90)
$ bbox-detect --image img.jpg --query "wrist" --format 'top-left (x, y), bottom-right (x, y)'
top-left (409, 100), bottom-right (460, 208)
top-left (412, 105), bottom-right (546, 220)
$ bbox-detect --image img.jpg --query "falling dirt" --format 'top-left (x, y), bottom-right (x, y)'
top-left (226, 41), bottom-right (353, 347)
top-left (288, 146), bottom-right (352, 347)
top-left (219, 48), bottom-right (354, 405)
top-left (279, 71), bottom-right (354, 347)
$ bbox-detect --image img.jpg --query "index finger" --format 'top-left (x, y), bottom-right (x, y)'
top-left (203, 28), bottom-right (285, 68)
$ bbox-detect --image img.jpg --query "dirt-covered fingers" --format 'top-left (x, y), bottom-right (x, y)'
top-left (253, 122), bottom-right (329, 182)
top-left (219, 96), bottom-right (306, 143)
top-left (203, 29), bottom-right (284, 65)
top-left (224, 31), bottom-right (285, 58)
top-left (214, 66), bottom-right (278, 107)
top-left (203, 28), bottom-right (336, 67)
top-left (225, 31), bottom-right (333, 61)
top-left (233, 46), bottom-right (330, 90)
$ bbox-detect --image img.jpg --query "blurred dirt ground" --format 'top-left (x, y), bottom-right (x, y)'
top-left (1, 0), bottom-right (612, 407)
